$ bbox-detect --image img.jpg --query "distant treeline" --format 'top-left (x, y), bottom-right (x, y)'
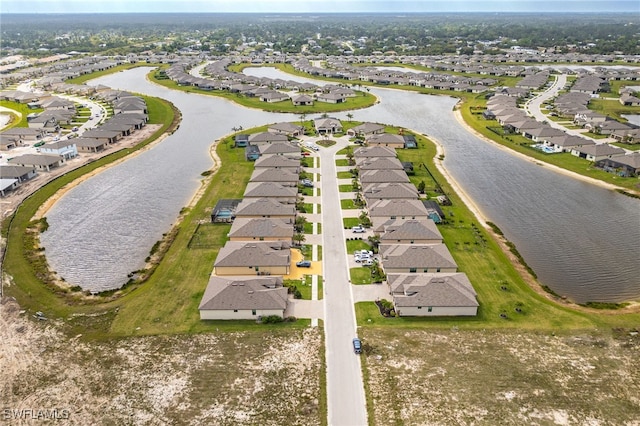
top-left (2, 13), bottom-right (638, 57)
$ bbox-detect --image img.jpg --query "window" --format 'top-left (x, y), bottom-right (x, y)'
top-left (252, 310), bottom-right (257, 315)
top-left (418, 306), bottom-right (422, 309)
top-left (428, 307), bottom-right (433, 312)
top-left (234, 309), bottom-right (238, 312)
top-left (409, 268), bottom-right (417, 273)
top-left (423, 268), bottom-right (428, 273)
top-left (436, 268), bottom-right (441, 273)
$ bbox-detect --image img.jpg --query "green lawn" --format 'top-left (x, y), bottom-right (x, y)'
top-left (0, 100), bottom-right (43, 127)
top-left (345, 239), bottom-right (374, 254)
top-left (337, 171), bottom-right (354, 179)
top-left (350, 267), bottom-right (374, 285)
top-left (343, 218), bottom-right (361, 229)
top-left (335, 159), bottom-right (350, 167)
top-left (340, 199), bottom-right (358, 209)
top-left (339, 184), bottom-right (356, 192)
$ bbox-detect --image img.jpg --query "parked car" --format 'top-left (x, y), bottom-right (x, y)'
top-left (301, 151), bottom-right (311, 156)
top-left (352, 338), bottom-right (362, 354)
top-left (296, 260), bottom-right (312, 268)
top-left (301, 179), bottom-right (314, 188)
top-left (351, 225), bottom-right (365, 233)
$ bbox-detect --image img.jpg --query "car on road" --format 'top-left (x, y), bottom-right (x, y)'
top-left (296, 260), bottom-right (312, 268)
top-left (352, 338), bottom-right (362, 354)
top-left (351, 225), bottom-right (365, 233)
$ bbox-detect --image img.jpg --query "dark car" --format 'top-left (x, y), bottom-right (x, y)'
top-left (296, 260), bottom-right (312, 268)
top-left (352, 338), bottom-right (362, 354)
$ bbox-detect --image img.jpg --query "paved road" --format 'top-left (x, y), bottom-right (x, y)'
top-left (320, 137), bottom-right (368, 426)
top-left (523, 74), bottom-right (614, 143)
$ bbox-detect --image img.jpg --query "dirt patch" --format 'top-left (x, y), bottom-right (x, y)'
top-left (0, 299), bottom-right (323, 425)
top-left (361, 328), bottom-right (640, 425)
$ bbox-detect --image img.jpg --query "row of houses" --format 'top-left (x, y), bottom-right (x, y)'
top-left (164, 59), bottom-right (362, 104)
top-left (0, 89), bottom-right (148, 197)
top-left (351, 145), bottom-right (479, 317)
top-left (199, 137), bottom-right (308, 320)
top-left (485, 93), bottom-right (640, 176)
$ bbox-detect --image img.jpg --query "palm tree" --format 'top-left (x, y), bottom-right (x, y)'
top-left (294, 215), bottom-right (307, 233)
top-left (293, 232), bottom-right (306, 246)
top-left (347, 113), bottom-right (353, 122)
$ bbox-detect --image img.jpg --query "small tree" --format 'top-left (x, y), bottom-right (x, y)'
top-left (294, 215), bottom-right (308, 233)
top-left (293, 232), bottom-right (306, 246)
top-left (347, 112), bottom-right (354, 122)
top-left (417, 180), bottom-right (426, 194)
top-left (359, 211), bottom-right (372, 228)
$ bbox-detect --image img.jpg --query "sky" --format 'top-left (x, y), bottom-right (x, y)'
top-left (1, 0), bottom-right (639, 14)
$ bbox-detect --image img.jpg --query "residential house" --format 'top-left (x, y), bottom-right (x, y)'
top-left (316, 92), bottom-right (346, 103)
top-left (355, 156), bottom-right (404, 170)
top-left (228, 218), bottom-right (294, 242)
top-left (213, 241), bottom-right (291, 276)
top-left (199, 276), bottom-right (288, 320)
top-left (379, 243), bottom-right (458, 274)
top-left (595, 151), bottom-right (640, 176)
top-left (74, 137), bottom-right (109, 153)
top-left (314, 117), bottom-right (342, 134)
top-left (81, 129), bottom-right (121, 144)
top-left (362, 182), bottom-right (420, 204)
top-left (26, 113), bottom-right (61, 132)
top-left (8, 154), bottom-right (64, 171)
top-left (365, 133), bottom-right (405, 149)
top-left (249, 168), bottom-right (299, 186)
top-left (347, 122), bottom-right (385, 138)
top-left (353, 145), bottom-right (397, 159)
top-left (39, 140), bottom-right (77, 160)
top-left (260, 90), bottom-right (289, 103)
top-left (291, 94), bottom-right (314, 106)
top-left (248, 132), bottom-right (289, 145)
top-left (570, 144), bottom-right (626, 162)
top-left (388, 273), bottom-right (478, 317)
top-left (359, 169), bottom-right (410, 185)
top-left (253, 155), bottom-right (300, 172)
top-left (258, 142), bottom-right (302, 158)
top-left (0, 128), bottom-right (45, 145)
top-left (368, 199), bottom-right (430, 228)
top-left (233, 198), bottom-right (296, 221)
top-left (268, 122), bottom-right (305, 137)
top-left (243, 182), bottom-right (298, 203)
top-left (377, 219), bottom-right (443, 244)
top-left (0, 165), bottom-right (37, 184)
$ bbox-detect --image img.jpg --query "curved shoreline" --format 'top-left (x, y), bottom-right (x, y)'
top-left (452, 108), bottom-right (637, 195)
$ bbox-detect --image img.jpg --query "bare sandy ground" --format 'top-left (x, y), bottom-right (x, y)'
top-left (0, 297), bottom-right (323, 425)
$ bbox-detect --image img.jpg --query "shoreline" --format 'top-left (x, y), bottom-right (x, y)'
top-left (434, 108), bottom-right (640, 312)
top-left (452, 108), bottom-right (636, 195)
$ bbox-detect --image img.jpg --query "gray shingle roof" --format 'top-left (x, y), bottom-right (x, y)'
top-left (379, 219), bottom-right (443, 242)
top-left (214, 241), bottom-right (291, 268)
top-left (199, 276), bottom-right (288, 311)
top-left (228, 218), bottom-right (294, 239)
top-left (360, 169), bottom-right (410, 184)
top-left (234, 198), bottom-right (296, 217)
top-left (380, 244), bottom-right (457, 270)
top-left (353, 146), bottom-right (396, 158)
top-left (368, 199), bottom-right (429, 217)
top-left (363, 182), bottom-right (419, 201)
top-left (388, 273), bottom-right (478, 308)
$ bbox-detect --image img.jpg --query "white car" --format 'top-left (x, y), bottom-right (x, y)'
top-left (362, 259), bottom-right (374, 266)
top-left (351, 225), bottom-right (365, 233)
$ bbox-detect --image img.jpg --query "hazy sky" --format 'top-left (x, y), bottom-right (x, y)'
top-left (1, 0), bottom-right (639, 14)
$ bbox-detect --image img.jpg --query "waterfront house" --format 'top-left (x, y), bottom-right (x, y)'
top-left (388, 273), bottom-right (478, 317)
top-left (228, 217), bottom-right (294, 242)
top-left (379, 243), bottom-right (458, 274)
top-left (233, 198), bottom-right (296, 221)
top-left (213, 241), bottom-right (291, 276)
